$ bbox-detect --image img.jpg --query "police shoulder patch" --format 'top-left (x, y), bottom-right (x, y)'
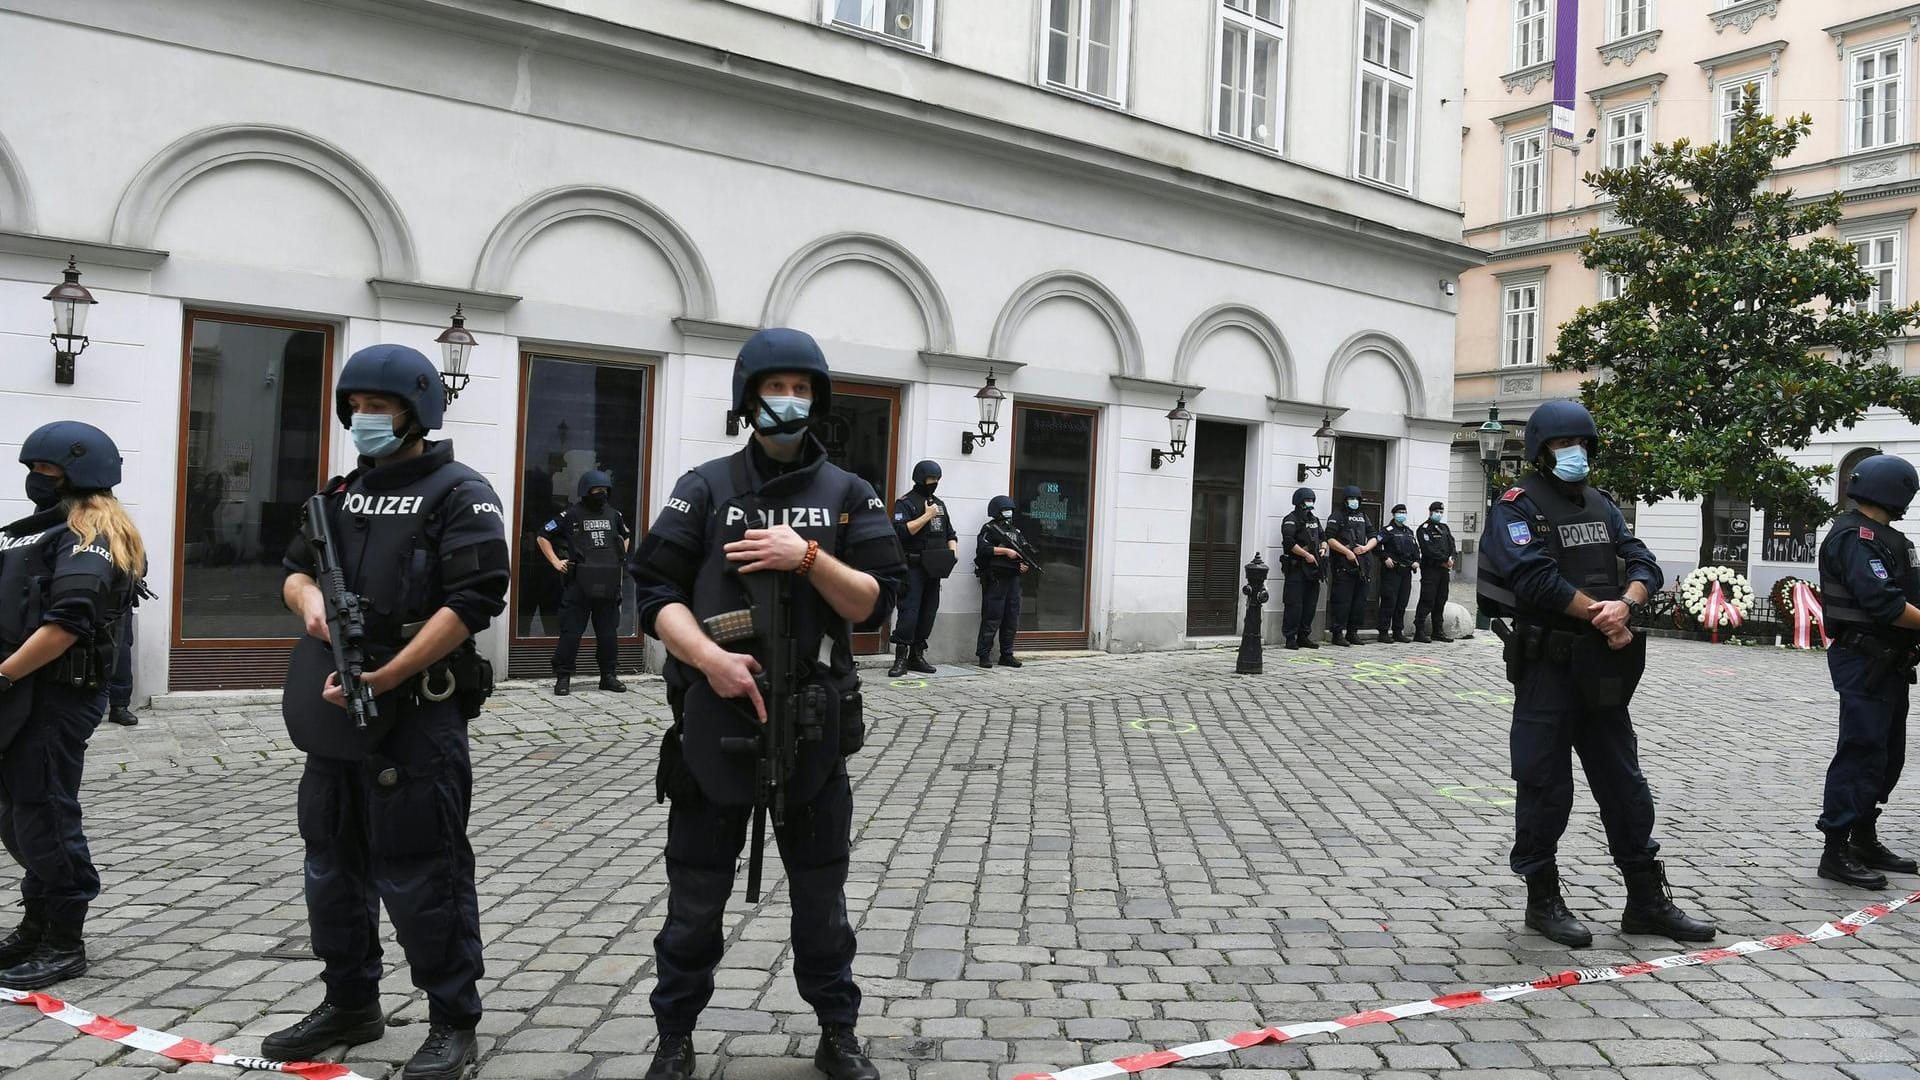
top-left (1871, 558), bottom-right (1890, 579)
top-left (543, 519), bottom-right (558, 531)
top-left (1507, 521), bottom-right (1533, 545)
top-left (1501, 487), bottom-right (1524, 502)
top-left (894, 512), bottom-right (906, 521)
top-left (1861, 526), bottom-right (1876, 541)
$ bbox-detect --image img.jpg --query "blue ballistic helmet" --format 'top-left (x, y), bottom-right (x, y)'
top-left (732, 328), bottom-right (833, 421)
top-left (988, 495), bottom-right (1017, 517)
top-left (1849, 454), bottom-right (1920, 519)
top-left (913, 460), bottom-right (942, 484)
top-left (1292, 487), bottom-right (1315, 507)
top-left (1524, 399), bottom-right (1599, 462)
top-left (20, 421), bottom-right (121, 491)
top-left (335, 344), bottom-right (444, 431)
top-left (1342, 484), bottom-right (1362, 501)
top-left (578, 470), bottom-right (612, 499)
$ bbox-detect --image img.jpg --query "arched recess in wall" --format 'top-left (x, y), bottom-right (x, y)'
top-left (473, 186), bottom-right (715, 318)
top-left (1173, 304), bottom-right (1295, 399)
top-left (762, 232), bottom-right (953, 352)
top-left (0, 131), bottom-right (35, 233)
top-left (1323, 330), bottom-right (1426, 416)
top-left (110, 124), bottom-right (417, 279)
top-left (989, 271), bottom-right (1144, 377)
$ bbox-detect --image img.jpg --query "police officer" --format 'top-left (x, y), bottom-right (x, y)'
top-left (630, 328), bottom-right (901, 1080)
top-left (1414, 501), bottom-right (1457, 643)
top-left (1278, 487), bottom-right (1325, 650)
top-left (1376, 504), bottom-right (1420, 644)
top-left (889, 460), bottom-right (957, 678)
top-left (1325, 484), bottom-right (1377, 646)
top-left (270, 344), bottom-right (507, 1080)
top-left (538, 469), bottom-right (633, 695)
top-left (1814, 454), bottom-right (1920, 889)
top-left (977, 495), bottom-right (1032, 668)
top-left (0, 422), bottom-right (141, 990)
top-left (1479, 400), bottom-right (1713, 948)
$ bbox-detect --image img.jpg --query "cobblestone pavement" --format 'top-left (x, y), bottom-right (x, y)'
top-left (5, 634), bottom-right (1920, 1080)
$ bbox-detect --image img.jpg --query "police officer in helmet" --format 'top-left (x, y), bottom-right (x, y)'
top-left (1479, 399), bottom-right (1713, 948)
top-left (1376, 503), bottom-right (1420, 644)
top-left (888, 460), bottom-right (956, 678)
top-left (1325, 484), bottom-right (1377, 645)
top-left (1414, 501), bottom-right (1456, 643)
top-left (1814, 453), bottom-right (1920, 889)
top-left (271, 344), bottom-right (508, 1079)
top-left (630, 328), bottom-right (903, 1080)
top-left (539, 469), bottom-right (633, 695)
top-left (1278, 487), bottom-right (1325, 650)
top-left (0, 421), bottom-right (143, 989)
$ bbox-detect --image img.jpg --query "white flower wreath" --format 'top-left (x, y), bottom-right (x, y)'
top-left (1678, 565), bottom-right (1755, 629)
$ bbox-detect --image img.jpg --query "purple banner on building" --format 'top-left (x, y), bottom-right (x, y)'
top-left (1551, 0), bottom-right (1579, 143)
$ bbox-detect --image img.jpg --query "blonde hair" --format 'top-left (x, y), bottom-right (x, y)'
top-left (66, 492), bottom-right (146, 576)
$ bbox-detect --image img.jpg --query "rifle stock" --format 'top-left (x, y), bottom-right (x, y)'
top-left (302, 494), bottom-right (379, 731)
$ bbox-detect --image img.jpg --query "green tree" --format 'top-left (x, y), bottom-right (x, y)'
top-left (1551, 92), bottom-right (1920, 568)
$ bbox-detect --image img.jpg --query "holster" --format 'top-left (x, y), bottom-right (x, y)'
top-left (657, 669), bottom-right (699, 804)
top-left (838, 678), bottom-right (866, 756)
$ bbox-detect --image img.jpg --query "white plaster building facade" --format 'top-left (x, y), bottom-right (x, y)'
top-left (0, 0), bottom-right (1475, 698)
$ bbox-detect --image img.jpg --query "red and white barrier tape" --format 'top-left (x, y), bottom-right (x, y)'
top-left (0, 987), bottom-right (375, 1079)
top-left (1013, 890), bottom-right (1920, 1080)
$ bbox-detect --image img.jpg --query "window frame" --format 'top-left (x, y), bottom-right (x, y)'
top-left (1603, 102), bottom-right (1651, 170)
top-left (1512, 0), bottom-right (1552, 72)
top-left (1716, 72), bottom-right (1770, 144)
top-left (1500, 277), bottom-right (1545, 368)
top-left (1037, 0), bottom-right (1134, 106)
top-left (1846, 228), bottom-right (1904, 315)
top-left (1504, 126), bottom-right (1547, 219)
top-left (1849, 38), bottom-right (1907, 153)
top-left (1606, 0), bottom-right (1653, 43)
top-left (1213, 0), bottom-right (1289, 151)
top-left (820, 0), bottom-right (935, 49)
top-left (1352, 1), bottom-right (1421, 192)
top-left (1600, 271), bottom-right (1627, 301)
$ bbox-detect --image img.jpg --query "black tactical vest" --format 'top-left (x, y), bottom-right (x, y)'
top-left (329, 458), bottom-right (487, 645)
top-left (1479, 474), bottom-right (1621, 625)
top-left (0, 508), bottom-right (131, 748)
top-left (1383, 524), bottom-right (1421, 563)
top-left (674, 448), bottom-right (860, 806)
top-left (1821, 510), bottom-right (1920, 635)
top-left (0, 509), bottom-right (68, 648)
top-left (1418, 522), bottom-right (1455, 564)
top-left (566, 502), bottom-right (625, 601)
top-left (1283, 511), bottom-right (1322, 568)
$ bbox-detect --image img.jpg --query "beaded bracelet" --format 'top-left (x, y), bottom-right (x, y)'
top-left (796, 539), bottom-right (820, 576)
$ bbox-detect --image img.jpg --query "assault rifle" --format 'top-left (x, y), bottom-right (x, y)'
top-left (985, 520), bottom-right (1045, 575)
top-left (712, 523), bottom-right (825, 903)
top-left (303, 493), bottom-right (378, 731)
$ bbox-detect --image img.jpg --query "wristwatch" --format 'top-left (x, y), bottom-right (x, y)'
top-left (1622, 596), bottom-right (1645, 616)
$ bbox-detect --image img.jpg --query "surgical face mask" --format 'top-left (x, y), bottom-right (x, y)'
top-left (999, 509), bottom-right (1014, 521)
top-left (24, 473), bottom-right (62, 511)
top-left (754, 395), bottom-right (811, 447)
top-left (1346, 498), bottom-right (1360, 511)
top-left (1431, 511), bottom-right (1445, 524)
top-left (1393, 512), bottom-right (1407, 525)
top-left (1551, 444), bottom-right (1590, 483)
top-left (351, 413), bottom-right (405, 459)
top-left (1302, 503), bottom-right (1315, 513)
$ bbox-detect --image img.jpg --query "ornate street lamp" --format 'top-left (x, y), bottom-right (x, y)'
top-left (1150, 394), bottom-right (1194, 470)
top-left (1297, 413), bottom-right (1336, 482)
top-left (961, 368), bottom-right (1006, 454)
top-left (44, 257), bottom-right (98, 385)
top-left (435, 304), bottom-right (478, 406)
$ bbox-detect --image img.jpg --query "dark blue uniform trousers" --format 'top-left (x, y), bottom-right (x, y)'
top-left (1327, 569), bottom-right (1367, 635)
top-left (652, 770), bottom-right (858, 1035)
top-left (1377, 568), bottom-right (1412, 635)
top-left (1819, 644), bottom-right (1908, 836)
top-left (890, 566), bottom-right (941, 649)
top-left (1508, 656), bottom-right (1659, 876)
top-left (0, 683), bottom-right (105, 927)
top-left (553, 581), bottom-right (620, 676)
top-left (1281, 571), bottom-right (1319, 644)
top-left (977, 572), bottom-right (1021, 659)
top-left (108, 617), bottom-right (133, 710)
top-left (1415, 566), bottom-right (1450, 634)
top-left (298, 700), bottom-right (483, 1028)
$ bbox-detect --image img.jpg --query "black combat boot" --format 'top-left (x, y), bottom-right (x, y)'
top-left (1523, 867), bottom-right (1592, 948)
top-left (1299, 636), bottom-right (1319, 649)
top-left (0, 902), bottom-right (45, 967)
top-left (1821, 831), bottom-right (1890, 888)
top-left (887, 646), bottom-right (910, 679)
top-left (261, 1000), bottom-right (386, 1061)
top-left (977, 654), bottom-right (993, 669)
top-left (599, 675), bottom-right (629, 693)
top-left (1376, 629), bottom-right (1395, 644)
top-left (907, 650), bottom-right (937, 675)
top-left (1285, 639), bottom-right (1302, 650)
top-left (554, 674), bottom-right (571, 696)
top-left (108, 705), bottom-right (138, 727)
top-left (1413, 629), bottom-right (1431, 643)
top-left (1393, 629), bottom-right (1412, 643)
top-left (1345, 630), bottom-right (1364, 646)
top-left (644, 1033), bottom-right (696, 1080)
top-left (0, 917), bottom-right (87, 989)
top-left (814, 1024), bottom-right (880, 1080)
top-left (1330, 634), bottom-right (1350, 647)
top-left (1434, 626), bottom-right (1454, 643)
top-left (1851, 819), bottom-right (1918, 873)
top-left (998, 655), bottom-right (1023, 669)
top-left (402, 1022), bottom-right (476, 1080)
top-left (1620, 861), bottom-right (1717, 941)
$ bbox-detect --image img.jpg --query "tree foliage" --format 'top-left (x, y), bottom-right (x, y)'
top-left (1551, 93), bottom-right (1920, 534)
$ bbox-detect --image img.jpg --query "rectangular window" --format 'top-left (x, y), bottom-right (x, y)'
top-left (1853, 43), bottom-right (1905, 152)
top-left (825, 0), bottom-right (931, 46)
top-left (1216, 0), bottom-right (1287, 148)
top-left (1600, 271), bottom-right (1627, 300)
top-left (1605, 104), bottom-right (1649, 169)
top-left (511, 356), bottom-right (651, 666)
top-left (1762, 510), bottom-right (1817, 564)
top-left (1502, 281), bottom-right (1541, 367)
top-left (1718, 75), bottom-right (1769, 144)
top-left (1607, 0), bottom-right (1651, 41)
top-left (1355, 3), bottom-right (1418, 189)
top-left (1505, 129), bottom-right (1545, 218)
top-left (1045, 0), bottom-right (1128, 102)
top-left (1513, 0), bottom-right (1550, 70)
top-left (1010, 404), bottom-right (1099, 646)
top-left (1851, 231), bottom-right (1901, 314)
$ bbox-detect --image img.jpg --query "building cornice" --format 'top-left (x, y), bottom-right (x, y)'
top-left (672, 318), bottom-right (759, 346)
top-left (1501, 61), bottom-right (1555, 95)
top-left (919, 350), bottom-right (1026, 377)
top-left (1267, 397), bottom-right (1347, 422)
top-left (367, 278), bottom-right (521, 311)
top-left (1698, 39), bottom-right (1788, 82)
top-left (1110, 375), bottom-right (1202, 400)
top-left (1824, 5), bottom-right (1920, 49)
top-left (1588, 72), bottom-right (1667, 103)
top-left (1491, 102), bottom-right (1554, 131)
top-left (1711, 0), bottom-right (1781, 37)
top-left (0, 230), bottom-right (168, 271)
top-left (1599, 29), bottom-right (1662, 67)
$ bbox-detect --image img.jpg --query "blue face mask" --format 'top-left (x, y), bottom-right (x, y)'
top-left (1346, 498), bottom-right (1360, 510)
top-left (351, 413), bottom-right (405, 459)
top-left (1393, 512), bottom-right (1407, 525)
top-left (754, 395), bottom-right (811, 447)
top-left (1302, 503), bottom-right (1315, 513)
top-left (1552, 445), bottom-right (1591, 483)
top-left (1431, 511), bottom-right (1445, 523)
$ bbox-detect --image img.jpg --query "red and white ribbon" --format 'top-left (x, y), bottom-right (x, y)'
top-left (0, 987), bottom-right (375, 1079)
top-left (1703, 580), bottom-right (1743, 633)
top-left (1013, 891), bottom-right (1920, 1080)
top-left (1790, 580), bottom-right (1831, 650)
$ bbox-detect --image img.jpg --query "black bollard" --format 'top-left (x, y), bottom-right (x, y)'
top-left (1236, 553), bottom-right (1270, 675)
